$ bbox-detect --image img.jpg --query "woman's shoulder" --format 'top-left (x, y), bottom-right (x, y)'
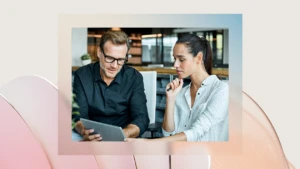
top-left (209, 75), bottom-right (228, 90)
top-left (206, 76), bottom-right (228, 99)
top-left (217, 79), bottom-right (228, 91)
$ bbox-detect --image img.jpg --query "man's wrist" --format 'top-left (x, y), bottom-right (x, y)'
top-left (122, 129), bottom-right (129, 138)
top-left (123, 124), bottom-right (140, 138)
top-left (74, 121), bottom-right (84, 136)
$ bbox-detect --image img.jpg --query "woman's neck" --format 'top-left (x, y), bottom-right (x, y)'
top-left (190, 70), bottom-right (209, 90)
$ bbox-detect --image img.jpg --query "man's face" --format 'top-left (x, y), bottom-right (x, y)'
top-left (97, 41), bottom-right (128, 79)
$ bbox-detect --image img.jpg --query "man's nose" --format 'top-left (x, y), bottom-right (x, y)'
top-left (111, 60), bottom-right (118, 68)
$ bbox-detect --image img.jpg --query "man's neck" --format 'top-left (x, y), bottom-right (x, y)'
top-left (100, 69), bottom-right (114, 86)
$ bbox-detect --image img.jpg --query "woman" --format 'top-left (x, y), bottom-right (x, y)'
top-left (128, 34), bottom-right (228, 142)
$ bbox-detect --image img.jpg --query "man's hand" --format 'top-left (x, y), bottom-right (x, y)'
top-left (74, 121), bottom-right (102, 141)
top-left (82, 129), bottom-right (102, 141)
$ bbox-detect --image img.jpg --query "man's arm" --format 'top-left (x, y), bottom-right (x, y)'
top-left (73, 71), bottom-right (89, 121)
top-left (123, 124), bottom-right (140, 138)
top-left (126, 72), bottom-right (150, 138)
top-left (73, 71), bottom-right (89, 135)
top-left (73, 71), bottom-right (102, 141)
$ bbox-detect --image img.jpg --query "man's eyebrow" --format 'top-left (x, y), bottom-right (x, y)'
top-left (105, 54), bottom-right (127, 60)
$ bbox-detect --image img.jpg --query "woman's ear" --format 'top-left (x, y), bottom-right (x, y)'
top-left (196, 52), bottom-right (203, 64)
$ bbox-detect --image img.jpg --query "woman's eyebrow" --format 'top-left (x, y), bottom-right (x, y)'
top-left (173, 55), bottom-right (185, 58)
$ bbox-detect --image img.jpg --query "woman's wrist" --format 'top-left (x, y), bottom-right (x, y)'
top-left (166, 96), bottom-right (177, 102)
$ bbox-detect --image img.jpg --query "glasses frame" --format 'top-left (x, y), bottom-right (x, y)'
top-left (102, 50), bottom-right (128, 66)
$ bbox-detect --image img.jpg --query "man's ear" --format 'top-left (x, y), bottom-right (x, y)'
top-left (97, 47), bottom-right (101, 59)
top-left (196, 52), bottom-right (203, 64)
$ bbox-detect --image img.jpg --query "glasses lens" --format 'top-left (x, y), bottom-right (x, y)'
top-left (105, 56), bottom-right (115, 63)
top-left (118, 59), bottom-right (126, 65)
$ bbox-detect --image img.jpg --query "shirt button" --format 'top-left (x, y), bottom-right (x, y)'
top-left (185, 125), bottom-right (186, 127)
top-left (198, 93), bottom-right (200, 95)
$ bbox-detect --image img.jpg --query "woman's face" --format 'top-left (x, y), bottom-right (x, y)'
top-left (173, 43), bottom-right (198, 79)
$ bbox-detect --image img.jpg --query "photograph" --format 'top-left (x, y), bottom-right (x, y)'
top-left (71, 27), bottom-right (229, 142)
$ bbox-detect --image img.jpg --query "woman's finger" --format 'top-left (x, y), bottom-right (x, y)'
top-left (179, 79), bottom-right (184, 87)
top-left (174, 78), bottom-right (180, 87)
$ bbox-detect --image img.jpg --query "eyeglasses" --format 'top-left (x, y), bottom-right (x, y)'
top-left (102, 51), bottom-right (128, 66)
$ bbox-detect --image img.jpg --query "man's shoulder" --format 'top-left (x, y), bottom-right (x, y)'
top-left (122, 65), bottom-right (142, 80)
top-left (74, 62), bottom-right (96, 77)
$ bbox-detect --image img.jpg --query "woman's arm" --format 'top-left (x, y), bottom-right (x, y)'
top-left (162, 78), bottom-right (183, 133)
top-left (162, 97), bottom-right (176, 132)
top-left (156, 132), bottom-right (187, 141)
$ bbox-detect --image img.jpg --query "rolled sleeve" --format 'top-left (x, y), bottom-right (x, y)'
top-left (129, 73), bottom-right (150, 136)
top-left (184, 86), bottom-right (228, 141)
top-left (162, 127), bottom-right (176, 137)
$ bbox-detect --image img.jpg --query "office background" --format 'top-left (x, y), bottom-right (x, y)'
top-left (0, 4), bottom-right (299, 169)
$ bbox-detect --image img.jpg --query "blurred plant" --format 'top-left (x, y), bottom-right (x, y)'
top-left (81, 54), bottom-right (91, 60)
top-left (72, 93), bottom-right (80, 129)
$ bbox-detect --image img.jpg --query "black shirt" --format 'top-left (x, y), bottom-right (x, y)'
top-left (73, 61), bottom-right (149, 136)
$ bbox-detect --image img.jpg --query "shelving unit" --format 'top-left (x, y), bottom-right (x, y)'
top-left (87, 34), bottom-right (101, 61)
top-left (127, 36), bottom-right (142, 64)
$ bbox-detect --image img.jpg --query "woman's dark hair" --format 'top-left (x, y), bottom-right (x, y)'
top-left (176, 34), bottom-right (212, 75)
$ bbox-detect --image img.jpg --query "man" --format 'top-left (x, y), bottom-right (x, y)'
top-left (73, 30), bottom-right (149, 141)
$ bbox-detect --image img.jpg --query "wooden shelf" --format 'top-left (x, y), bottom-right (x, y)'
top-left (129, 54), bottom-right (141, 57)
top-left (127, 57), bottom-right (142, 65)
top-left (129, 37), bottom-right (141, 40)
top-left (73, 65), bottom-right (228, 77)
top-left (132, 66), bottom-right (177, 74)
top-left (88, 34), bottom-right (102, 38)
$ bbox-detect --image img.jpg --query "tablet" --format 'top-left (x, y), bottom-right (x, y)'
top-left (80, 118), bottom-right (126, 141)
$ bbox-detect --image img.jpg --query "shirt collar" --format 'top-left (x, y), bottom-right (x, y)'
top-left (93, 61), bottom-right (123, 84)
top-left (186, 75), bottom-right (218, 90)
top-left (201, 75), bottom-right (218, 86)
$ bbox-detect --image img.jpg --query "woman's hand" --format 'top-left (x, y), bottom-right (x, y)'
top-left (166, 78), bottom-right (183, 99)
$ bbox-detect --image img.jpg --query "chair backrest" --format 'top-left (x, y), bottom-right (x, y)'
top-left (140, 71), bottom-right (157, 124)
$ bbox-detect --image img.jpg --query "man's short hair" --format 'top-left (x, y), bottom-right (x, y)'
top-left (99, 30), bottom-right (130, 54)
